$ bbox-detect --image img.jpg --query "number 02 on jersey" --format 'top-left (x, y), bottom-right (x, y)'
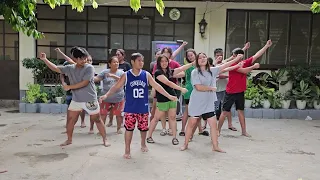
top-left (133, 88), bottom-right (144, 98)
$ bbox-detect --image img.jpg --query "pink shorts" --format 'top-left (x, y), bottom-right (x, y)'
top-left (100, 100), bottom-right (124, 116)
top-left (124, 113), bottom-right (149, 131)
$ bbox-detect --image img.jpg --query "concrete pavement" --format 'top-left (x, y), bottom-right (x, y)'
top-left (0, 108), bottom-right (319, 180)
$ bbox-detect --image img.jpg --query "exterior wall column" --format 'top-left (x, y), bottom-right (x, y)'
top-left (19, 32), bottom-right (35, 98)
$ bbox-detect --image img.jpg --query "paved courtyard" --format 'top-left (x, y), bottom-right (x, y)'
top-left (0, 108), bottom-right (319, 180)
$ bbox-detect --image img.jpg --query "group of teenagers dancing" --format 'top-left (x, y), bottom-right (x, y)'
top-left (39, 39), bottom-right (272, 159)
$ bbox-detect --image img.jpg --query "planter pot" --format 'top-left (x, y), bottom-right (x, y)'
top-left (61, 104), bottom-right (68, 113)
top-left (25, 103), bottom-right (38, 113)
top-left (50, 104), bottom-right (62, 114)
top-left (314, 101), bottom-right (320, 110)
top-left (281, 100), bottom-right (291, 109)
top-left (263, 100), bottom-right (271, 109)
top-left (296, 100), bottom-right (307, 110)
top-left (279, 81), bottom-right (293, 93)
top-left (245, 100), bottom-right (252, 108)
top-left (19, 103), bottom-right (26, 113)
top-left (56, 97), bottom-right (62, 104)
top-left (39, 103), bottom-right (51, 114)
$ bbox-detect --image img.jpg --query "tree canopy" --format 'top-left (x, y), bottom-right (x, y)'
top-left (0, 0), bottom-right (165, 39)
top-left (311, 0), bottom-right (320, 13)
top-left (0, 0), bottom-right (318, 39)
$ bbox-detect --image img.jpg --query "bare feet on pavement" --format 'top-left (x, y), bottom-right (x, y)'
top-left (141, 145), bottom-right (148, 152)
top-left (60, 140), bottom-right (72, 146)
top-left (117, 129), bottom-right (123, 134)
top-left (88, 130), bottom-right (94, 134)
top-left (103, 141), bottom-right (111, 147)
top-left (180, 144), bottom-right (188, 151)
top-left (213, 147), bottom-right (226, 153)
top-left (123, 154), bottom-right (131, 159)
top-left (242, 132), bottom-right (251, 137)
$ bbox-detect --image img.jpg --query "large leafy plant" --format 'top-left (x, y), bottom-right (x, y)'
top-left (259, 85), bottom-right (282, 109)
top-left (281, 66), bottom-right (320, 88)
top-left (0, 0), bottom-right (165, 39)
top-left (22, 57), bottom-right (60, 84)
top-left (311, 85), bottom-right (320, 103)
top-left (251, 94), bottom-right (263, 108)
top-left (42, 85), bottom-right (65, 103)
top-left (270, 69), bottom-right (285, 89)
top-left (292, 80), bottom-right (311, 101)
top-left (280, 91), bottom-right (294, 101)
top-left (311, 1), bottom-right (320, 13)
top-left (245, 86), bottom-right (259, 100)
top-left (23, 83), bottom-right (48, 103)
top-left (269, 91), bottom-right (282, 109)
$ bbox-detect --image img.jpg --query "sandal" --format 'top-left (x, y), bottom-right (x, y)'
top-left (199, 130), bottom-right (209, 136)
top-left (160, 129), bottom-right (167, 136)
top-left (228, 127), bottom-right (237, 131)
top-left (167, 129), bottom-right (173, 136)
top-left (146, 137), bottom-right (155, 143)
top-left (179, 131), bottom-right (185, 136)
top-left (172, 138), bottom-right (179, 145)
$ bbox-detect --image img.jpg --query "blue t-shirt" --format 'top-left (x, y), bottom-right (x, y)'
top-left (123, 70), bottom-right (149, 113)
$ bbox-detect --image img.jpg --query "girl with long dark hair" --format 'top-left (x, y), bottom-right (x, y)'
top-left (180, 52), bottom-right (243, 152)
top-left (147, 55), bottom-right (191, 145)
top-left (176, 49), bottom-right (208, 138)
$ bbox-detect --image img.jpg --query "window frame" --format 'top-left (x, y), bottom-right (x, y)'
top-left (0, 20), bottom-right (19, 61)
top-left (225, 9), bottom-right (319, 69)
top-left (36, 5), bottom-right (195, 64)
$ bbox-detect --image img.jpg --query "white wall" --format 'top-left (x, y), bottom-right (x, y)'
top-left (19, 32), bottom-right (36, 90)
top-left (19, 1), bottom-right (310, 89)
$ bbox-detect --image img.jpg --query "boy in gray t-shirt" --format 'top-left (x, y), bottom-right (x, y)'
top-left (39, 47), bottom-right (110, 148)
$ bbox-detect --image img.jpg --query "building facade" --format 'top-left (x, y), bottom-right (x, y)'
top-left (0, 0), bottom-right (319, 100)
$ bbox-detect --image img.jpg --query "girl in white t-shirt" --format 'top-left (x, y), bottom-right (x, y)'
top-left (180, 53), bottom-right (243, 153)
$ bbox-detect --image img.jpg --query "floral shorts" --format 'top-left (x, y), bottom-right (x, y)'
top-left (124, 113), bottom-right (149, 131)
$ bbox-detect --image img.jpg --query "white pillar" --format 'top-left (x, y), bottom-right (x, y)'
top-left (19, 32), bottom-right (36, 90)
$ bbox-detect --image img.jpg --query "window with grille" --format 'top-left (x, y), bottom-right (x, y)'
top-left (0, 20), bottom-right (19, 61)
top-left (226, 9), bottom-right (320, 68)
top-left (36, 5), bottom-right (195, 64)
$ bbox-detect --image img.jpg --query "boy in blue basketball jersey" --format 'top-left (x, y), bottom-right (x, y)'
top-left (100, 53), bottom-right (177, 159)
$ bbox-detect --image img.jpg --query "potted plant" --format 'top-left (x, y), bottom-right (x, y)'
top-left (269, 91), bottom-right (282, 109)
top-left (292, 80), bottom-right (311, 110)
top-left (22, 83), bottom-right (48, 113)
top-left (279, 67), bottom-right (293, 93)
top-left (270, 68), bottom-right (285, 91)
top-left (311, 85), bottom-right (320, 110)
top-left (43, 86), bottom-right (57, 103)
top-left (251, 94), bottom-right (263, 108)
top-left (259, 85), bottom-right (275, 109)
top-left (280, 91), bottom-right (292, 109)
top-left (244, 86), bottom-right (258, 108)
top-left (54, 85), bottom-right (65, 104)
